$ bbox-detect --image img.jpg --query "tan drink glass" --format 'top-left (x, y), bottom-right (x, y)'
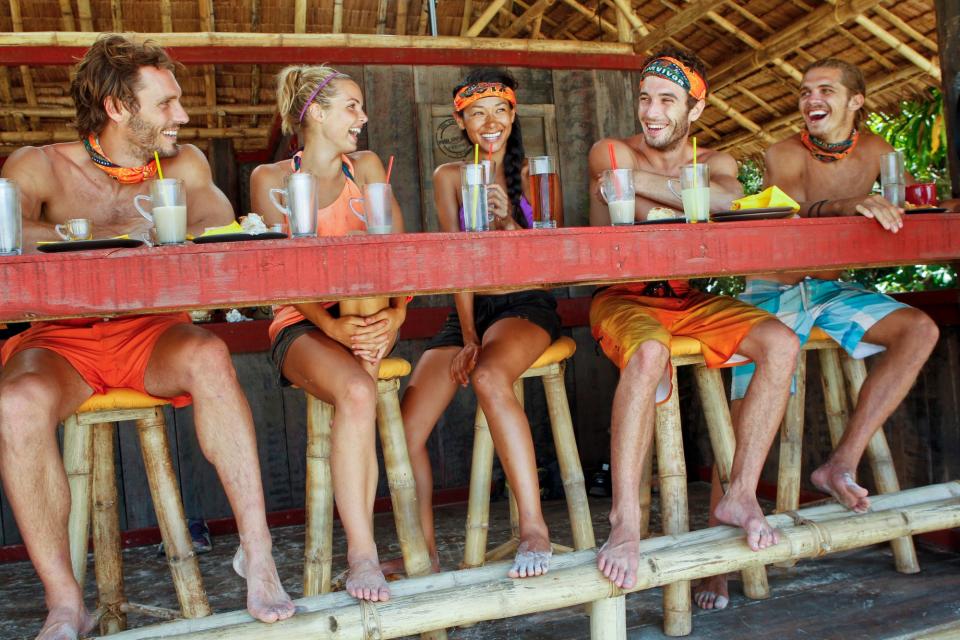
top-left (528, 155), bottom-right (563, 229)
top-left (134, 178), bottom-right (187, 244)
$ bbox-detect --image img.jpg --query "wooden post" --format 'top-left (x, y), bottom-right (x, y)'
top-left (692, 365), bottom-right (770, 600)
top-left (481, 379), bottom-right (525, 563)
top-left (462, 404), bottom-right (496, 569)
top-left (92, 422), bottom-right (127, 634)
top-left (303, 394), bottom-right (335, 596)
top-left (654, 366), bottom-right (690, 637)
top-left (817, 348), bottom-right (849, 447)
top-left (839, 354), bottom-right (920, 574)
top-left (543, 364), bottom-right (596, 550)
top-left (936, 0), bottom-right (960, 197)
top-left (638, 444), bottom-right (654, 539)
top-left (137, 408), bottom-right (211, 618)
top-left (774, 352), bottom-right (806, 569)
top-left (590, 595), bottom-right (626, 640)
top-left (64, 415), bottom-right (93, 589)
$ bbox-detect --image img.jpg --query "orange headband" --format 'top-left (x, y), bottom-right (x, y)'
top-left (641, 56), bottom-right (707, 102)
top-left (454, 82), bottom-right (517, 112)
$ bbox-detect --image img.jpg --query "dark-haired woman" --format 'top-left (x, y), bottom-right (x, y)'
top-left (399, 69), bottom-right (561, 579)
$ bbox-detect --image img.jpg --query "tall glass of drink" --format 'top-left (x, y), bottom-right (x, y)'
top-left (134, 178), bottom-right (187, 244)
top-left (880, 150), bottom-right (905, 207)
top-left (528, 155), bottom-right (563, 229)
top-left (270, 173), bottom-right (319, 237)
top-left (668, 164), bottom-right (710, 223)
top-left (0, 178), bottom-right (22, 256)
top-left (600, 169), bottom-right (636, 225)
top-left (461, 163), bottom-right (490, 232)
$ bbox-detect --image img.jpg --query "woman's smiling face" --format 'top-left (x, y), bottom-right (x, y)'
top-left (456, 96), bottom-right (516, 155)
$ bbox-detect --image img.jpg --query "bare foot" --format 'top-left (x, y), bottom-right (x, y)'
top-left (232, 546), bottom-right (296, 623)
top-left (714, 491), bottom-right (780, 552)
top-left (693, 574), bottom-right (729, 610)
top-left (508, 537), bottom-right (552, 579)
top-left (811, 462), bottom-right (870, 513)
top-left (597, 525), bottom-right (640, 589)
top-left (345, 557), bottom-right (391, 602)
top-left (36, 606), bottom-right (96, 640)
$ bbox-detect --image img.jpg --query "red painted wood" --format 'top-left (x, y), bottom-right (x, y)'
top-left (0, 45), bottom-right (645, 71)
top-left (2, 217), bottom-right (959, 323)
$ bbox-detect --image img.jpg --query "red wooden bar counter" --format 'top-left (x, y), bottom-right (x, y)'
top-left (1, 215), bottom-right (959, 322)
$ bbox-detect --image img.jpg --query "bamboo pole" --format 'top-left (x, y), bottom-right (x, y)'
top-left (852, 13), bottom-right (941, 81)
top-left (638, 444), bottom-right (654, 538)
top-left (872, 6), bottom-right (937, 54)
top-left (706, 94), bottom-right (774, 143)
top-left (57, 0), bottom-right (76, 31)
top-left (465, 0), bottom-right (510, 37)
top-left (543, 365), bottom-right (596, 550)
top-left (459, 0), bottom-right (474, 35)
top-left (64, 415), bottom-right (93, 590)
top-left (776, 352), bottom-right (806, 515)
top-left (654, 365), bottom-right (690, 636)
top-left (160, 0), bottom-right (173, 32)
top-left (499, 0), bottom-right (554, 39)
top-left (376, 0), bottom-right (388, 34)
top-left (607, 0), bottom-right (650, 37)
top-left (632, 0), bottom-right (725, 53)
top-left (76, 0), bottom-right (94, 31)
top-left (137, 408), bottom-right (211, 618)
top-left (295, 0), bottom-right (307, 33)
top-left (0, 127), bottom-right (271, 144)
top-left (8, 0), bottom-right (39, 128)
top-left (462, 402), bottom-right (496, 569)
top-left (104, 483), bottom-right (960, 640)
top-left (559, 0), bottom-right (618, 36)
top-left (837, 26), bottom-right (896, 71)
top-left (110, 0), bottom-right (122, 30)
top-left (92, 422), bottom-right (127, 635)
top-left (0, 66), bottom-right (16, 132)
top-left (0, 105), bottom-right (278, 118)
top-left (839, 353), bottom-right (920, 574)
top-left (397, 0), bottom-right (409, 35)
top-left (614, 3), bottom-right (632, 43)
top-left (591, 595), bottom-right (626, 640)
top-left (303, 394), bottom-right (335, 596)
top-left (333, 0), bottom-right (343, 33)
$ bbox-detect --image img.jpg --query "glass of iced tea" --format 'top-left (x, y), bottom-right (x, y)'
top-left (528, 155), bottom-right (563, 229)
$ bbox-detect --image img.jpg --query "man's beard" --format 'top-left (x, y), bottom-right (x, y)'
top-left (645, 117), bottom-right (690, 152)
top-left (126, 111), bottom-right (178, 161)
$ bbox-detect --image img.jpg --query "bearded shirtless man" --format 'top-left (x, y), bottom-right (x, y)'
top-left (0, 34), bottom-right (294, 639)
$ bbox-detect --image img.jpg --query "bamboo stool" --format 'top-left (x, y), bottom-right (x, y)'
top-left (461, 336), bottom-right (596, 570)
top-left (637, 336), bottom-right (770, 637)
top-left (65, 388), bottom-right (210, 635)
top-left (775, 327), bottom-right (919, 573)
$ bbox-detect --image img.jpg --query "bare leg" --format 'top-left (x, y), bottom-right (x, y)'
top-left (470, 318), bottom-right (552, 579)
top-left (713, 319), bottom-right (798, 551)
top-left (279, 329), bottom-right (389, 602)
top-left (143, 325), bottom-right (294, 620)
top-left (0, 349), bottom-right (98, 639)
top-left (811, 308), bottom-right (938, 512)
top-left (598, 340), bottom-right (667, 589)
top-left (394, 346), bottom-right (460, 574)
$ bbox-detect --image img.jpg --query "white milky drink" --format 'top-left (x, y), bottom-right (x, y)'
top-left (153, 205), bottom-right (187, 244)
top-left (608, 199), bottom-right (636, 225)
top-left (681, 187), bottom-right (710, 223)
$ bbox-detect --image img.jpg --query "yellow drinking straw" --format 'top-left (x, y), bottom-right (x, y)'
top-left (470, 143), bottom-right (480, 230)
top-left (692, 136), bottom-right (697, 189)
top-left (154, 150), bottom-right (164, 180)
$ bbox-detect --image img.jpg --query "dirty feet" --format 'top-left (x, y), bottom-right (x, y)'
top-left (346, 557), bottom-right (391, 602)
top-left (811, 462), bottom-right (870, 513)
top-left (232, 545), bottom-right (296, 623)
top-left (714, 490), bottom-right (780, 552)
top-left (35, 606), bottom-right (96, 640)
top-left (693, 574), bottom-right (730, 610)
top-left (508, 535), bottom-right (552, 579)
top-left (597, 524), bottom-right (640, 589)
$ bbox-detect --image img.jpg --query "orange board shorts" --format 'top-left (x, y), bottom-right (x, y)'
top-left (590, 283), bottom-right (773, 403)
top-left (0, 313), bottom-right (194, 407)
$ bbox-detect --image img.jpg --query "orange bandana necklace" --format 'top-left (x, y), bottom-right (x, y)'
top-left (83, 133), bottom-right (159, 184)
top-left (800, 128), bottom-right (859, 163)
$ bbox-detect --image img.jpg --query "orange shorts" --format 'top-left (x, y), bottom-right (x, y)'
top-left (0, 313), bottom-right (194, 407)
top-left (590, 283), bottom-right (772, 369)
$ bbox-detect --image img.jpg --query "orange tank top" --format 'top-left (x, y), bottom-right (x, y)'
top-left (269, 154), bottom-right (366, 342)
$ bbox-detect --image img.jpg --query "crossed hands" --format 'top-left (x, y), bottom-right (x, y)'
top-left (324, 307), bottom-right (405, 363)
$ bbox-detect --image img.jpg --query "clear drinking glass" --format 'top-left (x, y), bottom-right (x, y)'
top-left (134, 178), bottom-right (187, 244)
top-left (600, 169), bottom-right (636, 225)
top-left (269, 173), bottom-right (319, 237)
top-left (880, 151), bottom-right (905, 207)
top-left (668, 164), bottom-right (710, 223)
top-left (461, 163), bottom-right (491, 232)
top-left (0, 178), bottom-right (22, 256)
top-left (528, 155), bottom-right (563, 229)
top-left (349, 183), bottom-right (394, 234)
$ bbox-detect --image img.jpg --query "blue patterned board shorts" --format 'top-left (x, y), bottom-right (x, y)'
top-left (730, 278), bottom-right (909, 400)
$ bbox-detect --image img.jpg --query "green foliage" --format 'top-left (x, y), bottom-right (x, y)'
top-left (847, 265), bottom-right (956, 294)
top-left (737, 158), bottom-right (764, 196)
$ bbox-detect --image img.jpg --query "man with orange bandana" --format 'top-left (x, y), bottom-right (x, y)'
top-left (0, 34), bottom-right (294, 639)
top-left (586, 47), bottom-right (800, 593)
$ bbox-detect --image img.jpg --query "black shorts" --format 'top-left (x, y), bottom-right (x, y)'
top-left (425, 290), bottom-right (562, 351)
top-left (270, 306), bottom-right (342, 387)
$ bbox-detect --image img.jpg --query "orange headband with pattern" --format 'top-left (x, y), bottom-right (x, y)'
top-left (454, 82), bottom-right (517, 112)
top-left (641, 56), bottom-right (707, 102)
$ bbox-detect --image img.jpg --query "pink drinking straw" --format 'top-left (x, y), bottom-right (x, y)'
top-left (385, 155), bottom-right (394, 183)
top-left (608, 143), bottom-right (622, 199)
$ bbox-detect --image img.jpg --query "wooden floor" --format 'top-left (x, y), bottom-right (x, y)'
top-left (1, 482), bottom-right (958, 639)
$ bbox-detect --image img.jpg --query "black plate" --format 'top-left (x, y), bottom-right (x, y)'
top-left (712, 206), bottom-right (795, 221)
top-left (36, 238), bottom-right (145, 253)
top-left (635, 217), bottom-right (686, 225)
top-left (191, 232), bottom-right (287, 244)
top-left (905, 207), bottom-right (947, 214)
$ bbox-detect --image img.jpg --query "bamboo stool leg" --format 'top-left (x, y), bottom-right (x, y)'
top-left (774, 352), bottom-right (807, 569)
top-left (543, 365), bottom-right (596, 551)
top-left (137, 408), bottom-right (210, 618)
top-left (590, 595), bottom-right (626, 640)
top-left (692, 365), bottom-right (770, 600)
top-left (481, 379), bottom-right (525, 562)
top-left (304, 394), bottom-right (335, 596)
top-left (655, 366), bottom-right (691, 637)
top-left (462, 404), bottom-right (495, 569)
top-left (638, 446), bottom-right (654, 539)
top-left (818, 349), bottom-right (850, 447)
top-left (92, 421), bottom-right (127, 634)
top-left (64, 414), bottom-right (93, 589)
top-left (839, 353), bottom-right (920, 574)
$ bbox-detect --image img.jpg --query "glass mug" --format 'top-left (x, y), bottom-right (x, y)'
top-left (667, 164), bottom-right (710, 223)
top-left (599, 169), bottom-right (636, 226)
top-left (134, 178), bottom-right (187, 244)
top-left (0, 178), bottom-right (22, 256)
top-left (55, 218), bottom-right (93, 241)
top-left (348, 183), bottom-right (393, 234)
top-left (269, 173), bottom-right (319, 238)
top-left (528, 155), bottom-right (563, 229)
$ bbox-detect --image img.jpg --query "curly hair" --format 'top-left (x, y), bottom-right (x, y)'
top-left (275, 64), bottom-right (352, 136)
top-left (453, 68), bottom-right (528, 229)
top-left (643, 46), bottom-right (709, 109)
top-left (70, 34), bottom-right (179, 138)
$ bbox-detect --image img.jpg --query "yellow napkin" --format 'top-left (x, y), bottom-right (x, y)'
top-left (731, 186), bottom-right (800, 213)
top-left (186, 220), bottom-right (244, 241)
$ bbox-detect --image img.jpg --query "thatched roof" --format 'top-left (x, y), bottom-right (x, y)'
top-left (0, 0), bottom-right (942, 159)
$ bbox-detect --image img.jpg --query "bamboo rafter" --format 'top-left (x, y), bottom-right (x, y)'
top-left (459, 0), bottom-right (474, 35)
top-left (8, 0), bottom-right (39, 128)
top-left (872, 5), bottom-right (937, 54)
top-left (608, 0), bottom-right (651, 37)
top-left (559, 0), bottom-right (618, 37)
top-left (506, 0), bottom-right (578, 40)
top-left (632, 0), bottom-right (726, 53)
top-left (333, 0), bottom-right (343, 33)
top-left (376, 0), bottom-right (388, 34)
top-left (198, 0), bottom-right (217, 129)
top-left (0, 127), bottom-right (271, 144)
top-left (837, 26), bottom-right (896, 71)
top-left (160, 0), bottom-right (172, 32)
top-left (57, 0), bottom-right (76, 31)
top-left (465, 0), bottom-right (510, 37)
top-left (76, 0), bottom-right (93, 31)
top-left (500, 0), bottom-right (555, 39)
top-left (848, 9), bottom-right (942, 81)
top-left (249, 0), bottom-right (261, 128)
top-left (397, 0), bottom-right (409, 35)
top-left (295, 0), bottom-right (307, 33)
top-left (110, 0), bottom-right (122, 30)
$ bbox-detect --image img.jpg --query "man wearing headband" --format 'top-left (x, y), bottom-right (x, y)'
top-left (0, 34), bottom-right (294, 638)
top-left (586, 47), bottom-right (798, 595)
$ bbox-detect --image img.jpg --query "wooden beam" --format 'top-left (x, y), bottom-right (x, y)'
top-left (709, 0), bottom-right (887, 93)
top-left (0, 127), bottom-right (271, 145)
top-left (508, 0), bottom-right (577, 40)
top-left (459, 0), bottom-right (474, 35)
top-left (417, 0), bottom-right (429, 35)
top-left (500, 0), bottom-right (554, 39)
top-left (333, 0), bottom-right (343, 33)
top-left (465, 0), bottom-right (509, 37)
top-left (872, 5), bottom-right (937, 54)
top-left (0, 105), bottom-right (278, 118)
top-left (8, 0), bottom-right (39, 128)
top-left (723, 0), bottom-right (773, 34)
top-left (249, 0), bottom-right (261, 128)
top-left (849, 10), bottom-right (941, 81)
top-left (0, 66), bottom-right (17, 132)
top-left (294, 0), bottom-right (307, 33)
top-left (559, 0), bottom-right (618, 36)
top-left (707, 94), bottom-right (773, 142)
top-left (615, 2), bottom-right (633, 42)
top-left (376, 0), bottom-right (388, 34)
top-left (698, 5), bottom-right (802, 83)
top-left (198, 0), bottom-right (217, 129)
top-left (837, 26), bottom-right (896, 71)
top-left (57, 0), bottom-right (76, 31)
top-left (76, 0), bottom-right (94, 31)
top-left (607, 0), bottom-right (650, 37)
top-left (397, 0), bottom-right (409, 35)
top-left (633, 0), bottom-right (725, 53)
top-left (935, 0), bottom-right (960, 198)
top-left (738, 85), bottom-right (780, 117)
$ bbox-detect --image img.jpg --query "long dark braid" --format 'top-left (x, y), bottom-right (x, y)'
top-left (453, 68), bottom-right (529, 229)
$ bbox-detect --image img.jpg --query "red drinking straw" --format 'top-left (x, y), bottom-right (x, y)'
top-left (608, 143), bottom-right (622, 199)
top-left (385, 155), bottom-right (395, 183)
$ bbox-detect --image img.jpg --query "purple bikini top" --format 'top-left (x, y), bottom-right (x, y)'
top-left (459, 194), bottom-right (534, 230)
